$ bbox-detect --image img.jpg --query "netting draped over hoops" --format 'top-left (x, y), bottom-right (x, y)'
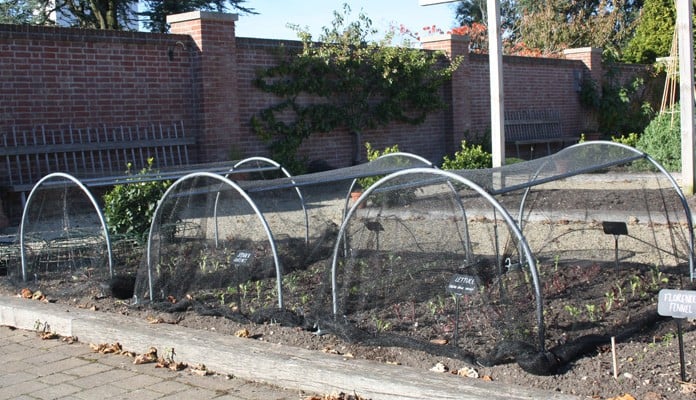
top-left (331, 167), bottom-right (546, 349)
top-left (142, 172), bottom-right (283, 307)
top-left (19, 172), bottom-right (113, 289)
top-left (15, 142), bottom-right (696, 375)
top-left (317, 141), bottom-right (693, 372)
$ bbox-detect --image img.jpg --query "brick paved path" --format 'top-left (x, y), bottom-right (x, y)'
top-left (0, 326), bottom-right (308, 400)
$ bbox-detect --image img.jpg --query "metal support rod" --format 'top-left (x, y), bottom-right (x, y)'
top-left (677, 318), bottom-right (687, 382)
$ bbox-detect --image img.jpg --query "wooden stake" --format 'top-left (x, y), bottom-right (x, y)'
top-left (611, 336), bottom-right (618, 379)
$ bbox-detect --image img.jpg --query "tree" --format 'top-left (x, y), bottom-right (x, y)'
top-left (622, 0), bottom-right (675, 63)
top-left (48, 0), bottom-right (139, 30)
top-left (515, 0), bottom-right (642, 57)
top-left (0, 0), bottom-right (50, 25)
top-left (454, 0), bottom-right (519, 41)
top-left (140, 0), bottom-right (255, 33)
top-left (251, 4), bottom-right (461, 172)
top-left (0, 0), bottom-right (254, 31)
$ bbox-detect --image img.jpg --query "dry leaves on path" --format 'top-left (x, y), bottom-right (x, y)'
top-left (305, 392), bottom-right (370, 400)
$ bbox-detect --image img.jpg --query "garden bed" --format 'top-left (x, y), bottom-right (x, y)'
top-left (2, 185), bottom-right (696, 399)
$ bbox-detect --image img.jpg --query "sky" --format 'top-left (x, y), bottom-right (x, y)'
top-left (234, 1), bottom-right (460, 42)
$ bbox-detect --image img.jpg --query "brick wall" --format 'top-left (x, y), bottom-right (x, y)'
top-left (0, 23), bottom-right (197, 146)
top-left (0, 12), bottom-right (649, 186)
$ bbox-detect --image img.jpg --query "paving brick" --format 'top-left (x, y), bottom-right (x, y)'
top-left (26, 356), bottom-right (91, 376)
top-left (0, 371), bottom-right (37, 386)
top-left (29, 382), bottom-right (81, 400)
top-left (38, 372), bottom-right (79, 385)
top-left (148, 379), bottom-right (191, 395)
top-left (63, 361), bottom-right (113, 378)
top-left (72, 384), bottom-right (129, 399)
top-left (110, 371), bottom-right (164, 390)
top-left (157, 386), bottom-right (220, 400)
top-left (70, 368), bottom-right (138, 389)
top-left (0, 380), bottom-right (50, 400)
top-left (109, 388), bottom-right (166, 400)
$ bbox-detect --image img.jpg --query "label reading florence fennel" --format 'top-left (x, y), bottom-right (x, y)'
top-left (658, 289), bottom-right (696, 319)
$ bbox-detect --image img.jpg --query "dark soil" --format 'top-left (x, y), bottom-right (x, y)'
top-left (2, 186), bottom-right (696, 399)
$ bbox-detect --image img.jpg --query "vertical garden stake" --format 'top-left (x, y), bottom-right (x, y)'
top-left (677, 318), bottom-right (686, 382)
top-left (602, 221), bottom-right (628, 272)
top-left (658, 289), bottom-right (696, 382)
top-left (447, 274), bottom-right (479, 348)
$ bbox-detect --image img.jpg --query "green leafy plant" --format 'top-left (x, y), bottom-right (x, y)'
top-left (597, 66), bottom-right (657, 138)
top-left (441, 140), bottom-right (492, 170)
top-left (636, 105), bottom-right (681, 172)
top-left (611, 132), bottom-right (640, 147)
top-left (102, 158), bottom-right (171, 242)
top-left (372, 317), bottom-right (392, 333)
top-left (585, 304), bottom-right (598, 322)
top-left (564, 304), bottom-right (581, 319)
top-left (648, 264), bottom-right (669, 291)
top-left (251, 4), bottom-right (460, 173)
top-left (356, 142), bottom-right (400, 190)
top-left (579, 75), bottom-right (601, 110)
top-left (604, 290), bottom-right (615, 313)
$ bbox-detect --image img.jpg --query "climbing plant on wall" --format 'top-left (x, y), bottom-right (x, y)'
top-left (251, 4), bottom-right (461, 173)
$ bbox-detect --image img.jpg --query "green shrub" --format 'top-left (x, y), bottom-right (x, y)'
top-left (441, 140), bottom-right (492, 170)
top-left (103, 158), bottom-right (172, 241)
top-left (611, 132), bottom-right (640, 148)
top-left (356, 142), bottom-right (400, 190)
top-left (636, 106), bottom-right (681, 171)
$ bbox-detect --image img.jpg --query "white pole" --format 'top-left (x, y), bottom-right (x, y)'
top-left (419, 0), bottom-right (504, 166)
top-left (487, 0), bottom-right (505, 167)
top-left (677, 0), bottom-right (695, 194)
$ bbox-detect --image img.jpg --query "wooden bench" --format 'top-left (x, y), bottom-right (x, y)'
top-left (0, 121), bottom-right (196, 204)
top-left (504, 110), bottom-right (578, 159)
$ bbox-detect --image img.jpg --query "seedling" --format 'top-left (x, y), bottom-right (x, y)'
top-left (564, 304), bottom-right (582, 319)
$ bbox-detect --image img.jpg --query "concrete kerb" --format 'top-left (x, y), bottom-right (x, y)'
top-left (0, 295), bottom-right (579, 400)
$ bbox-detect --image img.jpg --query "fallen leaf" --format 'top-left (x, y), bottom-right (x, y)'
top-left (31, 290), bottom-right (45, 301)
top-left (89, 342), bottom-right (124, 354)
top-left (457, 366), bottom-right (479, 378)
top-left (61, 336), bottom-right (78, 344)
top-left (40, 331), bottom-right (59, 340)
top-left (235, 328), bottom-right (250, 338)
top-left (430, 362), bottom-right (448, 373)
top-left (20, 288), bottom-right (32, 298)
top-left (322, 346), bottom-right (341, 355)
top-left (429, 338), bottom-right (448, 345)
top-left (305, 392), bottom-right (369, 400)
top-left (190, 363), bottom-right (211, 376)
top-left (156, 358), bottom-right (187, 371)
top-left (481, 375), bottom-right (493, 381)
top-left (607, 394), bottom-right (636, 400)
top-left (103, 343), bottom-right (123, 354)
top-left (681, 382), bottom-right (696, 394)
top-left (147, 316), bottom-right (164, 324)
top-left (133, 347), bottom-right (158, 364)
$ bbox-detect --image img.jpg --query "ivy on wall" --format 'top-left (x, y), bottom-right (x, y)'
top-left (251, 4), bottom-right (461, 173)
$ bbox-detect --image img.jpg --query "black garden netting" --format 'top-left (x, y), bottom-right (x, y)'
top-left (13, 142), bottom-right (695, 374)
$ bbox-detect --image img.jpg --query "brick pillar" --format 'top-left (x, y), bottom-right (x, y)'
top-left (168, 11), bottom-right (239, 162)
top-left (564, 47), bottom-right (603, 84)
top-left (421, 34), bottom-right (470, 153)
top-left (564, 47), bottom-right (603, 134)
